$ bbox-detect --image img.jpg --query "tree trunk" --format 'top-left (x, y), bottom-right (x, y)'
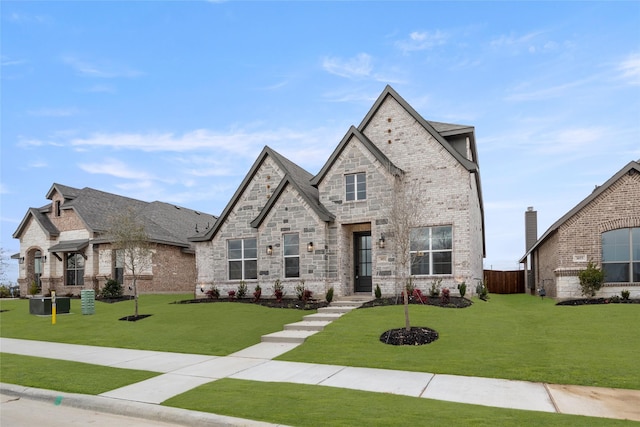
top-left (403, 287), bottom-right (410, 331)
top-left (133, 279), bottom-right (139, 317)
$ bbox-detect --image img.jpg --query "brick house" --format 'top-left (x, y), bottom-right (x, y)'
top-left (191, 86), bottom-right (485, 299)
top-left (12, 183), bottom-right (217, 296)
top-left (520, 160), bottom-right (640, 299)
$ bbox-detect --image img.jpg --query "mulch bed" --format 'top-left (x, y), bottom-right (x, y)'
top-left (556, 298), bottom-right (640, 306)
top-left (174, 297), bottom-right (329, 310)
top-left (118, 314), bottom-right (152, 322)
top-left (97, 295), bottom-right (135, 304)
top-left (360, 296), bottom-right (472, 309)
top-left (380, 327), bottom-right (439, 346)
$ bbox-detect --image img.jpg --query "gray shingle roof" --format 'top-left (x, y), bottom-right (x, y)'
top-left (14, 184), bottom-right (217, 250)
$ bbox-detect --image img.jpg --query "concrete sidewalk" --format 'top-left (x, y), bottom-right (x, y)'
top-left (2, 337), bottom-right (640, 423)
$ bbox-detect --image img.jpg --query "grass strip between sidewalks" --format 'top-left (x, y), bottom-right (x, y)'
top-left (163, 378), bottom-right (635, 426)
top-left (0, 353), bottom-right (159, 395)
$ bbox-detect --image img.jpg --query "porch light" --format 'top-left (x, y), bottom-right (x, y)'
top-left (378, 234), bottom-right (385, 249)
top-left (42, 256), bottom-right (47, 263)
top-left (266, 245), bottom-right (273, 256)
top-left (200, 284), bottom-right (205, 293)
top-left (307, 242), bottom-right (314, 252)
top-left (19, 257), bottom-right (25, 264)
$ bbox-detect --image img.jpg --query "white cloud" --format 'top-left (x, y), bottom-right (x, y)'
top-left (618, 53), bottom-right (640, 86)
top-left (61, 55), bottom-right (143, 78)
top-left (78, 158), bottom-right (155, 180)
top-left (322, 53), bottom-right (373, 79)
top-left (505, 76), bottom-right (595, 101)
top-left (395, 30), bottom-right (448, 53)
top-left (28, 107), bottom-right (80, 117)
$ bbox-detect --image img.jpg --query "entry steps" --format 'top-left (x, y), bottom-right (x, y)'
top-left (260, 296), bottom-right (372, 344)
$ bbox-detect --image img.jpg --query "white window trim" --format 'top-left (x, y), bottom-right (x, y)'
top-left (345, 172), bottom-right (366, 201)
top-left (410, 226), bottom-right (453, 276)
top-left (283, 233), bottom-right (300, 278)
top-left (228, 238), bottom-right (257, 281)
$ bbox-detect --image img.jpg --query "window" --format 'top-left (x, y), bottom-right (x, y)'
top-left (346, 173), bottom-right (366, 201)
top-left (66, 253), bottom-right (85, 286)
top-left (283, 233), bottom-right (300, 278)
top-left (55, 200), bottom-right (61, 217)
top-left (113, 250), bottom-right (124, 284)
top-left (602, 228), bottom-right (640, 283)
top-left (410, 226), bottom-right (453, 275)
top-left (228, 238), bottom-right (257, 280)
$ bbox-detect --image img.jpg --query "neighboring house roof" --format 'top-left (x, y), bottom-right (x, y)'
top-left (14, 184), bottom-right (217, 251)
top-left (310, 126), bottom-right (404, 187)
top-left (191, 146), bottom-right (332, 241)
top-left (519, 160), bottom-right (640, 263)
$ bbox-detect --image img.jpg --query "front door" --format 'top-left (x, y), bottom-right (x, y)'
top-left (354, 232), bottom-right (372, 293)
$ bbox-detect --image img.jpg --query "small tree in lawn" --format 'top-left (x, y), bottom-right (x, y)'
top-left (107, 208), bottom-right (152, 318)
top-left (390, 174), bottom-right (422, 332)
top-left (578, 261), bottom-right (605, 298)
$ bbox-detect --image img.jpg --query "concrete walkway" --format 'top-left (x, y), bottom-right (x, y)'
top-left (2, 336), bottom-right (640, 424)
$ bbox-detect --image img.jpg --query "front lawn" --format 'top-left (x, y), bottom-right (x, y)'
top-left (0, 294), bottom-right (307, 355)
top-left (278, 294), bottom-right (640, 389)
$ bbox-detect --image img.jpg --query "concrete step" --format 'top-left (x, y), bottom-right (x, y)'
top-left (284, 320), bottom-right (331, 331)
top-left (261, 330), bottom-right (319, 344)
top-left (303, 312), bottom-right (342, 322)
top-left (330, 301), bottom-right (366, 307)
top-left (318, 306), bottom-right (356, 314)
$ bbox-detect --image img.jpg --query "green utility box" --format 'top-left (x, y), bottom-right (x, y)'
top-left (81, 289), bottom-right (95, 315)
top-left (29, 297), bottom-right (71, 315)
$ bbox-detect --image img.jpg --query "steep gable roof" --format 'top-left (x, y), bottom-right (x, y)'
top-left (520, 160), bottom-right (640, 262)
top-left (358, 85), bottom-right (479, 173)
top-left (12, 207), bottom-right (59, 239)
top-left (311, 126), bottom-right (404, 187)
top-left (190, 146), bottom-right (329, 242)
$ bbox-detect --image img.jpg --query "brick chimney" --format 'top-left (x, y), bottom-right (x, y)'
top-left (525, 206), bottom-right (537, 251)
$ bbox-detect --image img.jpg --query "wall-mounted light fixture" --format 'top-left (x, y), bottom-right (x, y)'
top-left (42, 255), bottom-right (47, 263)
top-left (266, 245), bottom-right (273, 256)
top-left (378, 234), bottom-right (385, 249)
top-left (19, 257), bottom-right (25, 264)
top-left (200, 284), bottom-right (205, 293)
top-left (307, 242), bottom-right (314, 252)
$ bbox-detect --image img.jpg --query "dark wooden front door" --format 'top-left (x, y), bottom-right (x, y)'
top-left (354, 232), bottom-right (372, 293)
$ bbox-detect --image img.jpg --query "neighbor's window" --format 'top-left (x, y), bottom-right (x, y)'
top-left (66, 253), bottom-right (85, 286)
top-left (410, 226), bottom-right (453, 275)
top-left (228, 238), bottom-right (257, 280)
top-left (602, 228), bottom-right (640, 283)
top-left (346, 172), bottom-right (366, 201)
top-left (113, 249), bottom-right (124, 284)
top-left (283, 233), bottom-right (300, 278)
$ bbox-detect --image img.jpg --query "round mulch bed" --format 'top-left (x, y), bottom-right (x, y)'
top-left (380, 327), bottom-right (439, 346)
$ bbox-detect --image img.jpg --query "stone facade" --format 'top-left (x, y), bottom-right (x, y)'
top-left (523, 162), bottom-right (640, 299)
top-left (194, 86), bottom-right (485, 300)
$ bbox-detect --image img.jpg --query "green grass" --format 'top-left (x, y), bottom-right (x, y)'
top-left (0, 353), bottom-right (158, 394)
top-left (164, 378), bottom-right (635, 426)
top-left (278, 294), bottom-right (640, 389)
top-left (0, 294), bottom-right (308, 355)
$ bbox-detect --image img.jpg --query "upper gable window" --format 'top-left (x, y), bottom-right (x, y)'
top-left (346, 173), bottom-right (366, 201)
top-left (55, 200), bottom-right (61, 217)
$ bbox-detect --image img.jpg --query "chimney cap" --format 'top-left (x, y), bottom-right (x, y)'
top-left (527, 206), bottom-right (535, 212)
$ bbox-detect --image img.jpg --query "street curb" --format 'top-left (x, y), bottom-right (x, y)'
top-left (1, 383), bottom-right (289, 427)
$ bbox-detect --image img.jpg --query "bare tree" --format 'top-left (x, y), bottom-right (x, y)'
top-left (389, 174), bottom-right (423, 331)
top-left (107, 208), bottom-right (152, 318)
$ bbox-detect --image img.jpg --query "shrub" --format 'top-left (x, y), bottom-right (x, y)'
top-left (302, 289), bottom-right (313, 302)
top-left (206, 286), bottom-right (220, 299)
top-left (0, 285), bottom-right (10, 298)
top-left (237, 281), bottom-right (247, 299)
top-left (621, 289), bottom-right (630, 301)
top-left (405, 277), bottom-right (415, 297)
top-left (227, 290), bottom-right (236, 301)
top-left (429, 279), bottom-right (442, 297)
top-left (295, 283), bottom-right (305, 301)
top-left (374, 284), bottom-right (382, 299)
top-left (253, 284), bottom-right (262, 302)
top-left (29, 281), bottom-right (39, 296)
top-left (273, 279), bottom-right (284, 302)
top-left (457, 282), bottom-right (466, 298)
top-left (326, 287), bottom-right (334, 303)
top-left (101, 279), bottom-right (123, 298)
top-left (476, 281), bottom-right (489, 301)
top-left (440, 288), bottom-right (450, 305)
top-left (578, 261), bottom-right (605, 298)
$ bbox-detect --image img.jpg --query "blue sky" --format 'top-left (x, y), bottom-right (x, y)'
top-left (2, 1), bottom-right (639, 283)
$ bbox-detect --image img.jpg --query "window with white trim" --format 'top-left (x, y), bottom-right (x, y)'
top-left (66, 253), bottom-right (85, 286)
top-left (228, 238), bottom-right (257, 280)
top-left (602, 227), bottom-right (640, 283)
top-left (410, 226), bottom-right (453, 275)
top-left (346, 172), bottom-right (366, 201)
top-left (283, 233), bottom-right (300, 278)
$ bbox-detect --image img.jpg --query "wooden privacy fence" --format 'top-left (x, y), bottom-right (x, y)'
top-left (483, 269), bottom-right (525, 294)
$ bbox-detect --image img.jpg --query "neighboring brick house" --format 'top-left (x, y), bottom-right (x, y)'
top-left (12, 183), bottom-right (217, 296)
top-left (520, 160), bottom-right (640, 299)
top-left (191, 85), bottom-right (485, 299)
